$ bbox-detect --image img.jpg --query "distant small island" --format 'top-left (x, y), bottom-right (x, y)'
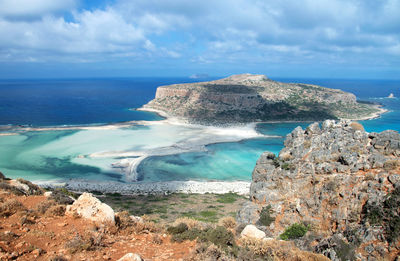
top-left (142, 74), bottom-right (385, 124)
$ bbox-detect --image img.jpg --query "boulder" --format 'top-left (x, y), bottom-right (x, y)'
top-left (66, 192), bottom-right (115, 225)
top-left (117, 253), bottom-right (143, 261)
top-left (240, 224), bottom-right (266, 240)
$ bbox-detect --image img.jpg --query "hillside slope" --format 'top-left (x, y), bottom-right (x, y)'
top-left (143, 74), bottom-right (382, 124)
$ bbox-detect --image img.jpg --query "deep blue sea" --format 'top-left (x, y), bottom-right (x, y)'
top-left (0, 77), bottom-right (399, 183)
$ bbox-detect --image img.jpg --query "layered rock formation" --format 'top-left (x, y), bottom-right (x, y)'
top-left (237, 120), bottom-right (400, 260)
top-left (143, 74), bottom-right (382, 124)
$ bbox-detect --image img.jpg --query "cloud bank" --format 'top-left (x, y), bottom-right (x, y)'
top-left (0, 0), bottom-right (399, 78)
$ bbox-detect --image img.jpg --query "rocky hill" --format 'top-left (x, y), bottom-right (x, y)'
top-left (143, 74), bottom-right (382, 124)
top-left (237, 120), bottom-right (400, 260)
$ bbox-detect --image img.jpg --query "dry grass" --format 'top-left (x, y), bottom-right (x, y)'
top-left (0, 198), bottom-right (26, 217)
top-left (240, 237), bottom-right (330, 261)
top-left (45, 205), bottom-right (66, 217)
top-left (349, 122), bottom-right (365, 132)
top-left (218, 216), bottom-right (237, 230)
top-left (35, 200), bottom-right (57, 214)
top-left (384, 159), bottom-right (400, 170)
top-left (173, 217), bottom-right (202, 230)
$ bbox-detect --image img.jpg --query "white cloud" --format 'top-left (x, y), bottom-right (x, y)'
top-left (0, 0), bottom-right (77, 19)
top-left (0, 0), bottom-right (398, 70)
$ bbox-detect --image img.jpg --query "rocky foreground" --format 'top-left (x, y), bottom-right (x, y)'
top-left (0, 174), bottom-right (328, 261)
top-left (143, 74), bottom-right (382, 124)
top-left (238, 120), bottom-right (400, 260)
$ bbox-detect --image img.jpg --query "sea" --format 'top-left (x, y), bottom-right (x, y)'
top-left (0, 77), bottom-right (399, 184)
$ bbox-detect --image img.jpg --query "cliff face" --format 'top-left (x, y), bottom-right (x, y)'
top-left (143, 74), bottom-right (380, 123)
top-left (237, 120), bottom-right (400, 260)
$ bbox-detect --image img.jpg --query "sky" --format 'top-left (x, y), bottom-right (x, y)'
top-left (0, 0), bottom-right (399, 79)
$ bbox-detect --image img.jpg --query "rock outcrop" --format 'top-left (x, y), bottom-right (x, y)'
top-left (240, 224), bottom-right (267, 240)
top-left (143, 74), bottom-right (382, 124)
top-left (238, 120), bottom-right (400, 260)
top-left (66, 192), bottom-right (115, 225)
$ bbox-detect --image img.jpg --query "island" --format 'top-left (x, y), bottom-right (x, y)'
top-left (142, 74), bottom-right (384, 124)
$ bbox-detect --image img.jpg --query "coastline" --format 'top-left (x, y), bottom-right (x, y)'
top-left (37, 179), bottom-right (251, 196)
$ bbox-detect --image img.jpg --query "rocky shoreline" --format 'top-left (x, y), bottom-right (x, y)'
top-left (38, 180), bottom-right (251, 195)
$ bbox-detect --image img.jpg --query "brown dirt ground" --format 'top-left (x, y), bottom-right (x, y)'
top-left (0, 191), bottom-right (196, 260)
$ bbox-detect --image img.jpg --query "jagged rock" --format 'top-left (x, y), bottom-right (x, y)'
top-left (117, 253), bottom-right (143, 261)
top-left (0, 171), bottom-right (5, 180)
top-left (66, 192), bottom-right (115, 225)
top-left (238, 120), bottom-right (400, 260)
top-left (240, 224), bottom-right (266, 239)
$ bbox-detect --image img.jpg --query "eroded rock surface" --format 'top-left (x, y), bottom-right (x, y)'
top-left (66, 192), bottom-right (115, 225)
top-left (238, 120), bottom-right (400, 260)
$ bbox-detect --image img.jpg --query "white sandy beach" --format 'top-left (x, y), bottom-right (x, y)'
top-left (37, 179), bottom-right (251, 195)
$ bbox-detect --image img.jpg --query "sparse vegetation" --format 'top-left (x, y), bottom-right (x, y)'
top-left (383, 159), bottom-right (400, 170)
top-left (0, 198), bottom-right (26, 217)
top-left (258, 205), bottom-right (275, 226)
top-left (216, 192), bottom-right (243, 203)
top-left (279, 223), bottom-right (309, 240)
top-left (363, 187), bottom-right (400, 243)
top-left (218, 216), bottom-right (236, 229)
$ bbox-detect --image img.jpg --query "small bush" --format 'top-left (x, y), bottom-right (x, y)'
top-left (45, 205), bottom-right (66, 217)
top-left (258, 205), bottom-right (275, 227)
top-left (167, 223), bottom-right (188, 235)
top-left (115, 211), bottom-right (134, 230)
top-left (173, 217), bottom-right (201, 229)
top-left (280, 223), bottom-right (309, 240)
top-left (383, 160), bottom-right (400, 170)
top-left (50, 189), bottom-right (75, 205)
top-left (0, 199), bottom-right (26, 217)
top-left (281, 162), bottom-right (291, 170)
top-left (35, 200), bottom-right (56, 214)
top-left (65, 232), bottom-right (104, 253)
top-left (168, 224), bottom-right (236, 249)
top-left (0, 181), bottom-right (25, 196)
top-left (152, 234), bottom-right (163, 245)
top-left (207, 226), bottom-right (236, 248)
top-left (171, 228), bottom-right (204, 243)
top-left (218, 216), bottom-right (236, 230)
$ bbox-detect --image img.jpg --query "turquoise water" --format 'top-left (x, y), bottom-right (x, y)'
top-left (0, 78), bottom-right (399, 183)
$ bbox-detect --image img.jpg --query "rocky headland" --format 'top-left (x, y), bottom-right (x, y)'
top-left (143, 74), bottom-right (383, 124)
top-left (237, 120), bottom-right (400, 260)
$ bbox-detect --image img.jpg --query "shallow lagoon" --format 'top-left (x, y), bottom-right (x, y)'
top-left (0, 78), bottom-right (399, 183)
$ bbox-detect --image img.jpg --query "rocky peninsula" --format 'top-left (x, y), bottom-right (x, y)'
top-left (143, 74), bottom-right (384, 124)
top-left (237, 120), bottom-right (400, 260)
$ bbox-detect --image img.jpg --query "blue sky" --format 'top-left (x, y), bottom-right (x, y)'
top-left (0, 0), bottom-right (399, 79)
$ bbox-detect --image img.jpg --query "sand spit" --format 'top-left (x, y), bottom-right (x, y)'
top-left (39, 180), bottom-right (251, 196)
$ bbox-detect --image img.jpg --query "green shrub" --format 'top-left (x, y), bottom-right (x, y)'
top-left (279, 223), bottom-right (309, 240)
top-left (207, 226), bottom-right (235, 248)
top-left (363, 187), bottom-right (400, 243)
top-left (168, 223), bottom-right (236, 249)
top-left (167, 223), bottom-right (188, 235)
top-left (258, 205), bottom-right (275, 226)
top-left (281, 162), bottom-right (291, 170)
top-left (216, 192), bottom-right (242, 204)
